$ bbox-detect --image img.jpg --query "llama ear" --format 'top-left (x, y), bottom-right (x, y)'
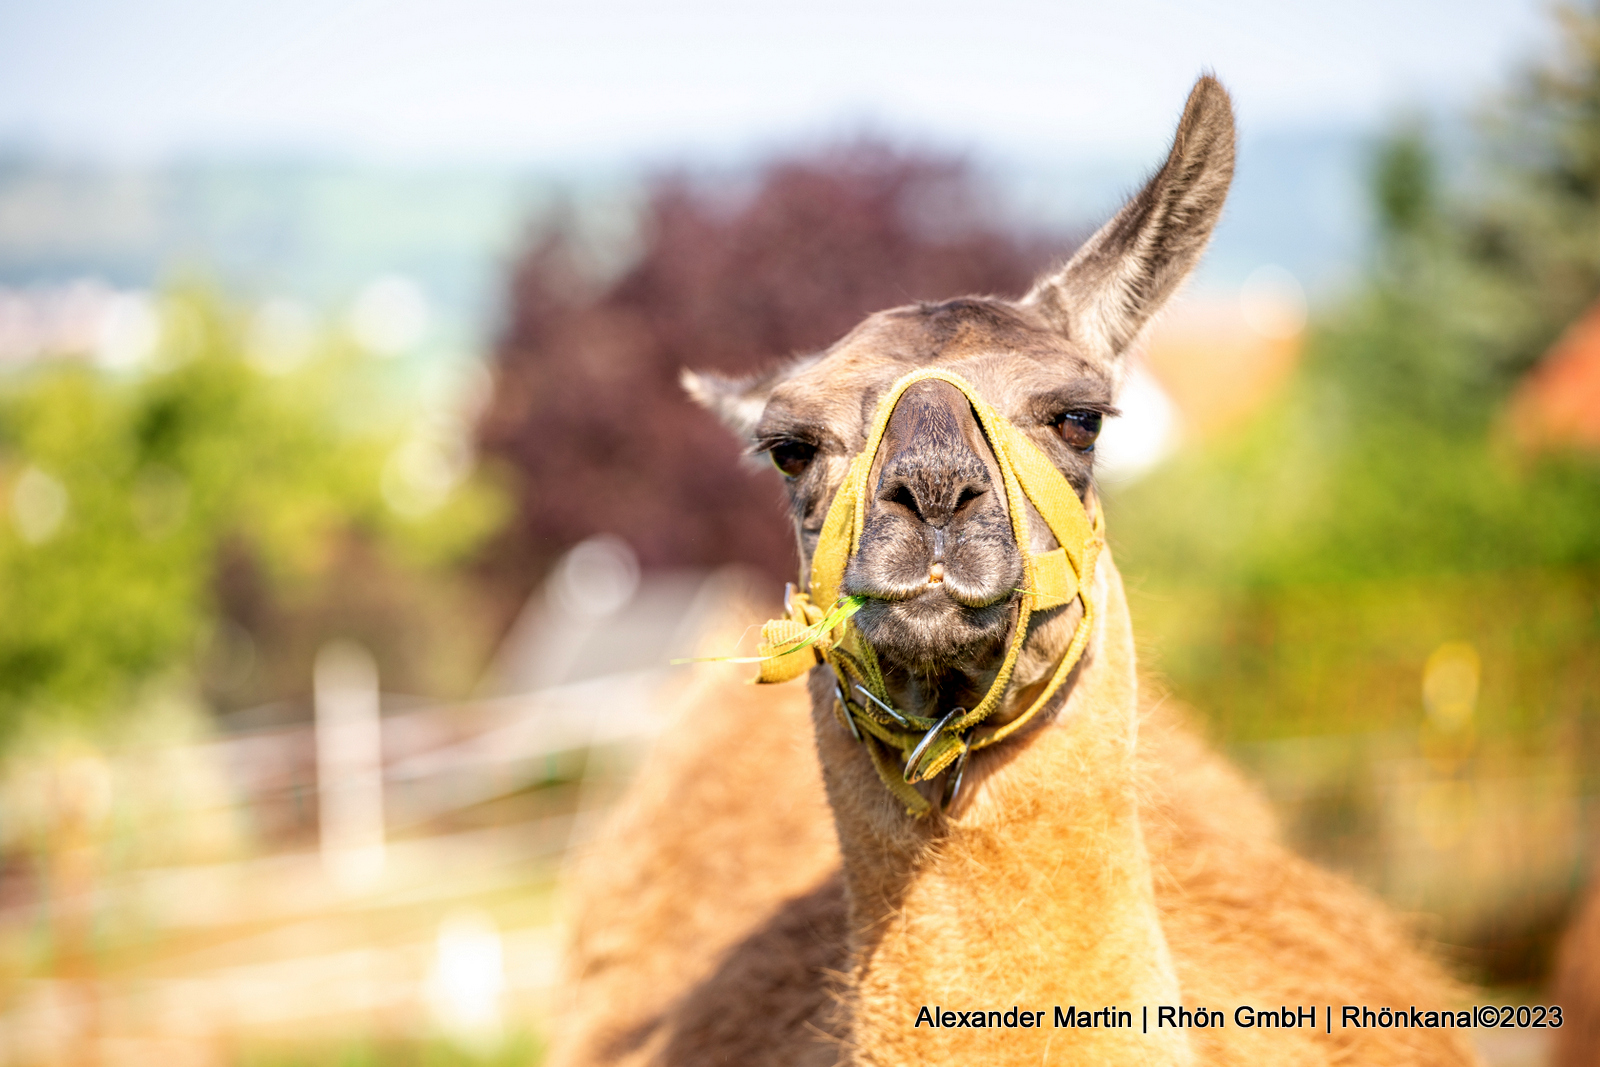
top-left (1024, 75), bottom-right (1235, 361)
top-left (681, 367), bottom-right (777, 441)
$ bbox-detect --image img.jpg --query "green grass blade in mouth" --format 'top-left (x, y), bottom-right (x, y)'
top-left (671, 595), bottom-right (867, 665)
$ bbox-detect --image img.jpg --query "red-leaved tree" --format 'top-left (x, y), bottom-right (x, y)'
top-left (477, 144), bottom-right (1060, 615)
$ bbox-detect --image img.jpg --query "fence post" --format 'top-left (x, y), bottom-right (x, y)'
top-left (314, 640), bottom-right (385, 892)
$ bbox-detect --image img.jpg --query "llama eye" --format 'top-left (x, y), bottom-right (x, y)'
top-left (1055, 411), bottom-right (1103, 451)
top-left (768, 440), bottom-right (818, 478)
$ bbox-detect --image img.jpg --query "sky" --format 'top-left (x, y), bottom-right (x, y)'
top-left (0, 0), bottom-right (1560, 167)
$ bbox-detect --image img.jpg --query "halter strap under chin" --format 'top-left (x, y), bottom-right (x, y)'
top-left (752, 367), bottom-right (1104, 817)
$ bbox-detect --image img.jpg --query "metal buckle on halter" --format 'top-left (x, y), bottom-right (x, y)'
top-left (834, 680), bottom-right (862, 743)
top-left (855, 683), bottom-right (914, 728)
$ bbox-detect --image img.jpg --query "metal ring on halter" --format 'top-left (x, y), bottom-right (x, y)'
top-left (855, 683), bottom-right (914, 728)
top-left (834, 680), bottom-right (862, 742)
top-left (905, 706), bottom-right (963, 782)
top-left (940, 740), bottom-right (972, 812)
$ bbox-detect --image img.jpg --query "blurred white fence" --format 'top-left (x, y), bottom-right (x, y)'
top-left (0, 546), bottom-right (762, 1064)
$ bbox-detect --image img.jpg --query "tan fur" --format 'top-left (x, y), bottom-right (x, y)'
top-left (552, 77), bottom-right (1480, 1066)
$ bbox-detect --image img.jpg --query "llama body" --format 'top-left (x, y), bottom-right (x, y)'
top-left (551, 78), bottom-right (1479, 1066)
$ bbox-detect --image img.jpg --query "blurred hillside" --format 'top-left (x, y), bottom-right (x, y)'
top-left (0, 125), bottom-right (1376, 335)
top-left (0, 159), bottom-right (559, 326)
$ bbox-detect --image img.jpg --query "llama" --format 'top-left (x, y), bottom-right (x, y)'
top-left (551, 77), bottom-right (1480, 1067)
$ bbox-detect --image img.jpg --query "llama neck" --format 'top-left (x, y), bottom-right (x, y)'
top-left (813, 556), bottom-right (1190, 1066)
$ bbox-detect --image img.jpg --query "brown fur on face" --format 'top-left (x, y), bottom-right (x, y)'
top-left (559, 77), bottom-right (1482, 1067)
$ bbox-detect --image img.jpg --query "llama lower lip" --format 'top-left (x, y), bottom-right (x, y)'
top-left (853, 591), bottom-right (1012, 671)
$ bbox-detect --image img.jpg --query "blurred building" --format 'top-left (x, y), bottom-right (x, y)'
top-left (1510, 296), bottom-right (1600, 451)
top-left (1142, 266), bottom-right (1306, 439)
top-left (1097, 266), bottom-right (1306, 480)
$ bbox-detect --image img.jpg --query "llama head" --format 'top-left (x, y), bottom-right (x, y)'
top-left (686, 76), bottom-right (1234, 729)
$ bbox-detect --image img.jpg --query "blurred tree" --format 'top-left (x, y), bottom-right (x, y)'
top-left (1469, 2), bottom-right (1600, 371)
top-left (1374, 129), bottom-right (1438, 239)
top-left (1114, 3), bottom-right (1600, 597)
top-left (478, 145), bottom-right (1057, 615)
top-left (0, 289), bottom-right (503, 734)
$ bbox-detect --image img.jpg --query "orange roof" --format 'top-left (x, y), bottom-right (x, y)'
top-left (1137, 298), bottom-right (1302, 440)
top-left (1510, 297), bottom-right (1600, 450)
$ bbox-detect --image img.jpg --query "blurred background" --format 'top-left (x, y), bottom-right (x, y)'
top-left (0, 0), bottom-right (1597, 1064)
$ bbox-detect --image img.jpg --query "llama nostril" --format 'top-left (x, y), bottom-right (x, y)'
top-left (888, 484), bottom-right (921, 520)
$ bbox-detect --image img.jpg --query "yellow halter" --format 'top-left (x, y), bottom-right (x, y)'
top-left (753, 367), bottom-right (1105, 817)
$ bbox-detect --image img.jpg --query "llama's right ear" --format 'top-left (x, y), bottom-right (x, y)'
top-left (1024, 75), bottom-right (1235, 362)
top-left (681, 367), bottom-right (777, 442)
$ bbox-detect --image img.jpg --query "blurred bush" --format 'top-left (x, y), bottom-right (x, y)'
top-left (476, 145), bottom-right (1058, 618)
top-left (0, 287), bottom-right (505, 735)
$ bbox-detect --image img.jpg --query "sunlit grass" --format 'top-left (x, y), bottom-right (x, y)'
top-left (237, 1031), bottom-right (544, 1067)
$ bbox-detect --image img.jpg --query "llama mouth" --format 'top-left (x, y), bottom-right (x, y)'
top-left (850, 585), bottom-right (1016, 677)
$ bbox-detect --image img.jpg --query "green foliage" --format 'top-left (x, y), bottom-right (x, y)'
top-left (0, 288), bottom-right (504, 733)
top-left (1374, 128), bottom-right (1438, 238)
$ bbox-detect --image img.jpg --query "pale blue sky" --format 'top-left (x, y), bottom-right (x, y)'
top-left (0, 0), bottom-right (1559, 165)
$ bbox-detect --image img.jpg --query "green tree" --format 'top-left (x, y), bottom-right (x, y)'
top-left (0, 288), bottom-right (503, 736)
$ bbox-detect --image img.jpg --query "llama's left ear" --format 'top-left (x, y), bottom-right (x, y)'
top-left (1024, 75), bottom-right (1235, 362)
top-left (681, 367), bottom-right (777, 442)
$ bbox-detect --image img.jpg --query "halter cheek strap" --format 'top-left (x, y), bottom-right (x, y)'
top-left (753, 367), bottom-right (1104, 817)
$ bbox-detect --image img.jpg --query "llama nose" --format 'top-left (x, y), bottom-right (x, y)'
top-left (842, 378), bottom-right (1021, 612)
top-left (873, 380), bottom-right (998, 530)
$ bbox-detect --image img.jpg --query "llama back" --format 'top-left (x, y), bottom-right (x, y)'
top-left (1138, 701), bottom-right (1479, 1066)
